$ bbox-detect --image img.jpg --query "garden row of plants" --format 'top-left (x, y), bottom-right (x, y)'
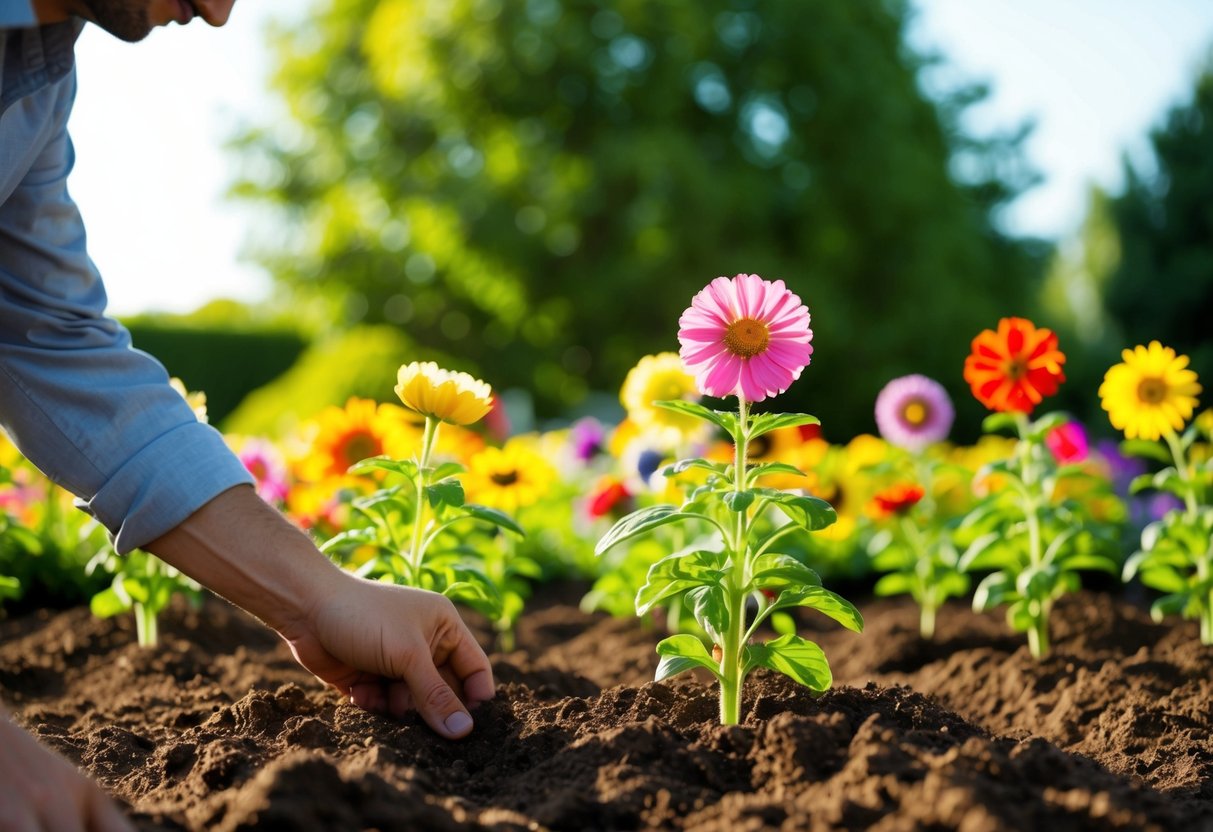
top-left (1, 276), bottom-right (1210, 724)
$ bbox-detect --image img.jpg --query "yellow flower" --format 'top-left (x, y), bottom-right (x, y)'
top-left (464, 437), bottom-right (557, 513)
top-left (296, 398), bottom-right (421, 481)
top-left (395, 362), bottom-right (492, 426)
top-left (620, 352), bottom-right (703, 440)
top-left (1099, 342), bottom-right (1202, 440)
top-left (169, 377), bottom-right (208, 424)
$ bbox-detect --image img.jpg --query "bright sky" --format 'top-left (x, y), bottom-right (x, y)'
top-left (65, 0), bottom-right (1213, 316)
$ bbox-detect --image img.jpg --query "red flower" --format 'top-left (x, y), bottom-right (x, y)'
top-left (1045, 421), bottom-right (1089, 464)
top-left (868, 483), bottom-right (925, 519)
top-left (963, 317), bottom-right (1066, 414)
top-left (588, 478), bottom-right (632, 519)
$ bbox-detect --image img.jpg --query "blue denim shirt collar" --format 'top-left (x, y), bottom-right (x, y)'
top-left (1, 19), bottom-right (82, 117)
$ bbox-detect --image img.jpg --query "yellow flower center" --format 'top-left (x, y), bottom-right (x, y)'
top-left (902, 400), bottom-right (928, 426)
top-left (341, 431), bottom-right (379, 466)
top-left (724, 318), bottom-right (770, 358)
top-left (491, 470), bottom-right (520, 487)
top-left (1004, 357), bottom-right (1028, 381)
top-left (1136, 377), bottom-right (1167, 405)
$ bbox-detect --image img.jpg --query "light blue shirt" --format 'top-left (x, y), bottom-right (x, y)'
top-left (0, 19), bottom-right (254, 553)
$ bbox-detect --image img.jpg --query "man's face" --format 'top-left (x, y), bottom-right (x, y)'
top-left (72, 0), bottom-right (236, 42)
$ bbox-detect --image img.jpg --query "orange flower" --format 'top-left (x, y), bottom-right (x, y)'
top-left (963, 317), bottom-right (1066, 413)
top-left (868, 483), bottom-right (925, 519)
top-left (295, 398), bottom-right (421, 481)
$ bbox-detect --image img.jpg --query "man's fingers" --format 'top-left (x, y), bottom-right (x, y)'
top-left (404, 659), bottom-right (474, 739)
top-left (387, 681), bottom-right (413, 719)
top-left (350, 682), bottom-right (388, 714)
top-left (87, 791), bottom-right (136, 832)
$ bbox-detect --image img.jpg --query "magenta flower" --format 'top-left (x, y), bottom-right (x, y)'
top-left (237, 439), bottom-right (290, 505)
top-left (1045, 421), bottom-right (1088, 464)
top-left (874, 374), bottom-right (954, 451)
top-left (677, 274), bottom-right (813, 403)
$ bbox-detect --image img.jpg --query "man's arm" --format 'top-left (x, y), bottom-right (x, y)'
top-left (144, 484), bottom-right (495, 738)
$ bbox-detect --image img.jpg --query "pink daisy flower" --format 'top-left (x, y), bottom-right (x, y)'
top-left (1045, 421), bottom-right (1088, 464)
top-left (677, 274), bottom-right (813, 403)
top-left (874, 374), bottom-right (954, 451)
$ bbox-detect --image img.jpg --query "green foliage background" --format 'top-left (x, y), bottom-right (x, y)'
top-left (232, 0), bottom-right (1045, 437)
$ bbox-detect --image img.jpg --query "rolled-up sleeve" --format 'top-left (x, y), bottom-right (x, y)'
top-left (0, 66), bottom-right (252, 553)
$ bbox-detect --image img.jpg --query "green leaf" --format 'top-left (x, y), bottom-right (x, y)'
top-left (1149, 593), bottom-right (1187, 622)
top-left (751, 489), bottom-right (836, 532)
top-left (1006, 599), bottom-right (1035, 632)
top-left (771, 586), bottom-right (863, 632)
top-left (1120, 439), bottom-right (1173, 465)
top-left (653, 400), bottom-right (737, 435)
top-left (873, 572), bottom-right (916, 597)
top-left (635, 550), bottom-right (726, 615)
top-left (982, 413), bottom-right (1019, 435)
top-left (1055, 553), bottom-right (1119, 574)
top-left (426, 479), bottom-right (465, 508)
top-left (958, 532), bottom-right (1013, 572)
top-left (748, 462), bottom-right (808, 481)
top-left (661, 458), bottom-right (732, 479)
top-left (1027, 411), bottom-right (1070, 440)
top-left (430, 461), bottom-right (466, 481)
top-left (770, 611), bottom-right (797, 637)
top-left (723, 490), bottom-right (755, 512)
top-left (352, 487), bottom-right (408, 513)
top-left (747, 412), bottom-right (819, 441)
top-left (89, 587), bottom-right (130, 618)
top-left (744, 634), bottom-right (832, 691)
top-left (120, 577), bottom-right (149, 605)
top-left (349, 456), bottom-right (419, 478)
top-left (655, 634), bottom-right (721, 681)
top-left (748, 553), bottom-right (821, 591)
top-left (595, 504), bottom-right (700, 555)
top-left (1140, 566), bottom-right (1188, 594)
top-left (1128, 473), bottom-right (1156, 495)
top-left (462, 504), bottom-right (525, 537)
top-left (319, 527), bottom-right (378, 553)
top-left (972, 571), bottom-right (1014, 612)
top-left (685, 584), bottom-right (730, 643)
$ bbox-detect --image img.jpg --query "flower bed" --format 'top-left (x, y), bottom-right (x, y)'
top-left (2, 586), bottom-right (1209, 830)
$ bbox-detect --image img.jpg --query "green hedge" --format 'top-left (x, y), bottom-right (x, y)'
top-left (124, 323), bottom-right (308, 425)
top-left (222, 325), bottom-right (458, 437)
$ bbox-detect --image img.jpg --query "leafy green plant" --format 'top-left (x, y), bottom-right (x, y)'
top-left (597, 400), bottom-right (863, 725)
top-left (866, 482), bottom-right (969, 639)
top-left (320, 363), bottom-right (528, 648)
top-left (959, 412), bottom-right (1120, 658)
top-left (1121, 423), bottom-right (1213, 642)
top-left (86, 549), bottom-right (202, 647)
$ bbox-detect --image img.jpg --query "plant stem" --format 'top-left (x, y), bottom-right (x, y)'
top-left (720, 396), bottom-right (750, 726)
top-left (1163, 428), bottom-right (1199, 518)
top-left (135, 602), bottom-right (158, 648)
top-left (1015, 412), bottom-right (1050, 658)
top-left (1027, 602), bottom-right (1050, 659)
top-left (408, 417), bottom-right (441, 576)
top-left (920, 599), bottom-right (937, 641)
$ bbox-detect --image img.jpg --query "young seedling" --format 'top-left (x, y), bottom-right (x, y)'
top-left (87, 549), bottom-right (201, 647)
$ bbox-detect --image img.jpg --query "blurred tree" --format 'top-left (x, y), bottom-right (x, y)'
top-left (233, 0), bottom-right (1042, 435)
top-left (1038, 186), bottom-right (1123, 432)
top-left (1103, 59), bottom-right (1213, 401)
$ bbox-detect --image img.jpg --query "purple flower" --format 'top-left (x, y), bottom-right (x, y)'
top-left (874, 374), bottom-right (954, 451)
top-left (569, 417), bottom-right (608, 463)
top-left (1094, 439), bottom-right (1146, 496)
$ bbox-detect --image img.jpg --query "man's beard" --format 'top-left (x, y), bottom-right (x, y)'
top-left (81, 0), bottom-right (153, 42)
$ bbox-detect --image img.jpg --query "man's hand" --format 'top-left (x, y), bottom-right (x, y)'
top-left (145, 485), bottom-right (496, 738)
top-left (280, 579), bottom-right (495, 738)
top-left (0, 707), bottom-right (134, 832)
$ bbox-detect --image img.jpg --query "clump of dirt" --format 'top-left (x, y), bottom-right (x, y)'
top-left (1, 588), bottom-right (1210, 830)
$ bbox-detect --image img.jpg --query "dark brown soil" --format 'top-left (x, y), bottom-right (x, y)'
top-left (2, 585), bottom-right (1210, 831)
